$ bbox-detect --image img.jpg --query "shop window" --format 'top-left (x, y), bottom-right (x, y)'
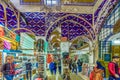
top-left (44, 0), bottom-right (59, 6)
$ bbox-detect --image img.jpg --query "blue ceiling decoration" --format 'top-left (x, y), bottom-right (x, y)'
top-left (94, 0), bottom-right (117, 33)
top-left (94, 0), bottom-right (107, 23)
top-left (20, 12), bottom-right (46, 36)
top-left (0, 4), bottom-right (5, 26)
top-left (15, 28), bottom-right (31, 34)
top-left (19, 12), bottom-right (95, 41)
top-left (6, 7), bottom-right (17, 29)
top-left (46, 13), bottom-right (94, 41)
top-left (61, 21), bottom-right (89, 40)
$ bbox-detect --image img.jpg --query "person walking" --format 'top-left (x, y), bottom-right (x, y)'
top-left (108, 54), bottom-right (120, 80)
top-left (77, 59), bottom-right (83, 72)
top-left (53, 60), bottom-right (57, 75)
top-left (72, 60), bottom-right (78, 75)
top-left (25, 59), bottom-right (32, 80)
top-left (1, 56), bottom-right (15, 80)
top-left (89, 61), bottom-right (105, 80)
top-left (69, 59), bottom-right (72, 72)
top-left (58, 59), bottom-right (62, 74)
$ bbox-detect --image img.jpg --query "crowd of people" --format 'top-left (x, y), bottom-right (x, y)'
top-left (0, 55), bottom-right (34, 80)
top-left (49, 59), bottom-right (62, 75)
top-left (48, 54), bottom-right (120, 80)
top-left (90, 54), bottom-right (120, 80)
top-left (1, 54), bottom-right (120, 80)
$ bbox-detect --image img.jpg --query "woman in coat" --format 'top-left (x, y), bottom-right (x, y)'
top-left (90, 61), bottom-right (105, 80)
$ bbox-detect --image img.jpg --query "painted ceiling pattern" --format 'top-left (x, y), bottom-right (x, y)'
top-left (46, 13), bottom-right (94, 41)
top-left (20, 12), bottom-right (95, 41)
top-left (94, 0), bottom-right (117, 33)
top-left (0, 4), bottom-right (5, 26)
top-left (1, 3), bottom-right (95, 41)
top-left (6, 7), bottom-right (17, 29)
top-left (20, 12), bottom-right (46, 36)
top-left (20, 0), bottom-right (97, 6)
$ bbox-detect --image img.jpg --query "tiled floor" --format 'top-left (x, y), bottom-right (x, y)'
top-left (47, 70), bottom-right (83, 80)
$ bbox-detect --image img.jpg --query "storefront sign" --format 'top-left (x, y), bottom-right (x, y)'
top-left (3, 49), bottom-right (22, 53)
top-left (113, 19), bottom-right (120, 34)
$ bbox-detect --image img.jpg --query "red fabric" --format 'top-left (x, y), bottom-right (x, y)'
top-left (108, 62), bottom-right (116, 76)
top-left (90, 70), bottom-right (94, 80)
top-left (47, 54), bottom-right (53, 63)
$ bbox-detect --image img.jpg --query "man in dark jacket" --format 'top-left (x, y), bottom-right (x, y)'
top-left (25, 59), bottom-right (32, 80)
top-left (1, 56), bottom-right (15, 80)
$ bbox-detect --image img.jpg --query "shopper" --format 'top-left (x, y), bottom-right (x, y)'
top-left (25, 59), bottom-right (32, 80)
top-left (69, 59), bottom-right (72, 72)
top-left (53, 60), bottom-right (57, 75)
top-left (49, 61), bottom-right (55, 75)
top-left (77, 59), bottom-right (83, 72)
top-left (89, 61), bottom-right (105, 80)
top-left (58, 59), bottom-right (62, 74)
top-left (108, 54), bottom-right (120, 80)
top-left (72, 60), bottom-right (78, 75)
top-left (1, 56), bottom-right (15, 80)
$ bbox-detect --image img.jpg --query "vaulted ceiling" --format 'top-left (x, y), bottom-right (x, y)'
top-left (0, 0), bottom-right (118, 42)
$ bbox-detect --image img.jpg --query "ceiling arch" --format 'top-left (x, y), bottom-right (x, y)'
top-left (46, 14), bottom-right (93, 34)
top-left (46, 14), bottom-right (95, 41)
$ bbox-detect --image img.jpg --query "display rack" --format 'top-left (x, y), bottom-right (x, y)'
top-left (37, 53), bottom-right (46, 80)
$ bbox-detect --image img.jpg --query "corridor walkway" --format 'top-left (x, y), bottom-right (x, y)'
top-left (47, 70), bottom-right (84, 80)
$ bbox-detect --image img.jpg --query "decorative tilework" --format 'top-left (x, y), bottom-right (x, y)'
top-left (6, 7), bottom-right (17, 29)
top-left (20, 12), bottom-right (46, 36)
top-left (46, 13), bottom-right (95, 41)
top-left (15, 29), bottom-right (31, 35)
top-left (0, 4), bottom-right (5, 26)
top-left (94, 0), bottom-right (117, 33)
top-left (20, 12), bottom-right (94, 39)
